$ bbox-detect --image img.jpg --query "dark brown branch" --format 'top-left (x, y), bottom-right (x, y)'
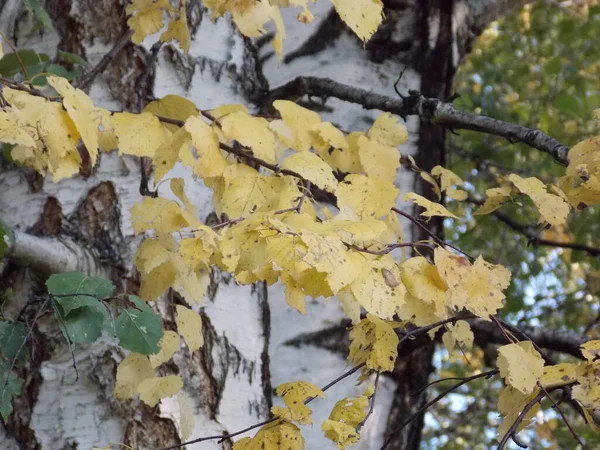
top-left (266, 77), bottom-right (569, 165)
top-left (497, 390), bottom-right (546, 450)
top-left (74, 29), bottom-right (134, 90)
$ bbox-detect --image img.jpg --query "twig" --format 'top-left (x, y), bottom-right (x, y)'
top-left (267, 77), bottom-right (570, 165)
top-left (411, 369), bottom-right (498, 397)
top-left (349, 242), bottom-right (435, 256)
top-left (75, 29), bottom-right (134, 90)
top-left (391, 207), bottom-right (474, 260)
top-left (50, 298), bottom-right (79, 381)
top-left (0, 32), bottom-right (30, 81)
top-left (356, 372), bottom-right (379, 432)
top-left (380, 369), bottom-right (498, 449)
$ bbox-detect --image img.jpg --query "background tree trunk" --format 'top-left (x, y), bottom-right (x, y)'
top-left (0, 1), bottom-right (519, 448)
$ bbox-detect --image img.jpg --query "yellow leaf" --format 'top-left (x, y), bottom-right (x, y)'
top-left (221, 111), bottom-right (276, 163)
top-left (446, 187), bottom-right (468, 201)
top-left (184, 116), bottom-right (229, 179)
top-left (497, 341), bottom-right (544, 394)
top-left (399, 257), bottom-right (447, 307)
top-left (126, 0), bottom-right (172, 44)
top-left (473, 186), bottom-right (512, 215)
top-left (144, 95), bottom-right (198, 132)
top-left (153, 126), bottom-right (191, 181)
top-left (176, 305), bottom-right (204, 351)
top-left (273, 100), bottom-right (321, 152)
top-left (497, 385), bottom-right (540, 440)
top-left (323, 386), bottom-right (373, 449)
top-left (349, 315), bottom-right (399, 372)
top-left (280, 151), bottom-right (337, 192)
top-left (178, 392), bottom-right (194, 440)
top-left (539, 363), bottom-right (577, 389)
top-left (311, 122), bottom-right (348, 153)
top-left (179, 228), bottom-right (219, 270)
top-left (349, 255), bottom-right (406, 319)
top-left (210, 104), bottom-right (249, 120)
top-left (230, 0), bottom-right (275, 38)
top-left (330, 0), bottom-right (384, 42)
top-left (337, 174), bottom-right (398, 219)
top-left (508, 174), bottom-right (570, 226)
top-left (232, 421), bottom-right (304, 450)
top-left (397, 292), bottom-right (443, 327)
top-left (149, 330), bottom-right (180, 368)
top-left (431, 166), bottom-right (464, 191)
top-left (357, 135), bottom-right (400, 183)
top-left (270, 3), bottom-right (285, 60)
top-left (160, 4), bottom-right (191, 52)
top-left (138, 375), bottom-right (183, 407)
top-left (404, 192), bottom-right (458, 220)
top-left (581, 340), bottom-right (600, 363)
top-left (322, 420), bottom-right (359, 450)
top-left (442, 321), bottom-right (474, 352)
top-left (319, 131), bottom-right (363, 174)
top-left (272, 381), bottom-right (324, 425)
top-left (0, 109), bottom-right (37, 147)
top-left (130, 197), bottom-right (189, 234)
top-left (367, 112), bottom-right (408, 147)
top-left (111, 111), bottom-right (169, 157)
top-left (139, 260), bottom-right (176, 300)
top-left (281, 272), bottom-right (306, 314)
top-left (114, 353), bottom-right (154, 399)
top-left (135, 235), bottom-right (176, 274)
top-left (47, 76), bottom-right (99, 165)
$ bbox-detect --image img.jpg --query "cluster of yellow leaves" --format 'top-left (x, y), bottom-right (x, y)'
top-left (560, 135), bottom-right (600, 209)
top-left (126, 0), bottom-right (384, 59)
top-left (494, 339), bottom-right (600, 441)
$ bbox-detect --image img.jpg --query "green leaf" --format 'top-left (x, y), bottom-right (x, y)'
top-left (0, 220), bottom-right (10, 258)
top-left (128, 295), bottom-right (154, 314)
top-left (54, 304), bottom-right (105, 344)
top-left (0, 322), bottom-right (28, 364)
top-left (0, 50), bottom-right (49, 78)
top-left (46, 272), bottom-right (114, 316)
top-left (23, 0), bottom-right (54, 32)
top-left (115, 308), bottom-right (163, 355)
top-left (57, 50), bottom-right (89, 67)
top-left (0, 363), bottom-right (23, 420)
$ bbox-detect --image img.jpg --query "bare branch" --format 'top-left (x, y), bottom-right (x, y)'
top-left (267, 77), bottom-right (569, 165)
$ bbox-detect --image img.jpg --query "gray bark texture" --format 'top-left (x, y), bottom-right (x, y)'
top-left (0, 0), bottom-right (521, 449)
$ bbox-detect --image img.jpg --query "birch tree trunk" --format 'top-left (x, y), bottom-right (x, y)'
top-left (0, 1), bottom-right (524, 449)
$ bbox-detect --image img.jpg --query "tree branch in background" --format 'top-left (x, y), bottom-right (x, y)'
top-left (267, 76), bottom-right (570, 165)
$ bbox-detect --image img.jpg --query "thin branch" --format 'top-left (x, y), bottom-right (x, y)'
top-left (74, 29), bottom-right (134, 90)
top-left (380, 369), bottom-right (499, 449)
top-left (411, 369), bottom-right (498, 397)
top-left (267, 77), bottom-right (569, 165)
top-left (491, 210), bottom-right (600, 256)
top-left (356, 372), bottom-right (379, 433)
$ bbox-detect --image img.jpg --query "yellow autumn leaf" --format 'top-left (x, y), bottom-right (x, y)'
top-left (153, 126), bottom-right (191, 181)
top-left (348, 315), bottom-right (399, 372)
top-left (539, 363), bottom-right (577, 389)
top-left (111, 111), bottom-right (169, 157)
top-left (138, 375), bottom-right (184, 407)
top-left (508, 174), bottom-right (570, 226)
top-left (273, 100), bottom-right (321, 152)
top-left (281, 272), bottom-right (306, 314)
top-left (581, 340), bottom-right (600, 362)
top-left (176, 305), bottom-right (204, 351)
top-left (232, 421), bottom-right (304, 450)
top-left (183, 116), bottom-right (229, 180)
top-left (404, 192), bottom-right (458, 220)
top-left (280, 151), bottom-right (337, 192)
top-left (221, 111), bottom-right (276, 163)
top-left (348, 255), bottom-right (406, 319)
top-left (135, 234), bottom-right (176, 274)
top-left (178, 392), bottom-right (194, 440)
top-left (497, 385), bottom-right (541, 440)
top-left (397, 292), bottom-right (444, 327)
top-left (367, 112), bottom-right (408, 147)
top-left (144, 95), bottom-right (198, 132)
top-left (210, 104), bottom-right (249, 120)
top-left (311, 122), bottom-right (348, 153)
top-left (0, 109), bottom-right (37, 147)
top-left (320, 131), bottom-right (363, 175)
top-left (271, 381), bottom-right (324, 425)
top-left (399, 257), bottom-right (447, 306)
top-left (431, 166), bottom-right (464, 191)
top-left (357, 135), bottom-right (400, 182)
top-left (149, 330), bottom-right (180, 368)
top-left (442, 321), bottom-right (474, 352)
top-left (337, 174), bottom-right (399, 219)
top-left (114, 353), bottom-right (154, 399)
top-left (497, 341), bottom-right (544, 394)
top-left (47, 76), bottom-right (99, 165)
top-left (160, 4), bottom-right (190, 52)
top-left (473, 186), bottom-right (513, 215)
top-left (130, 197), bottom-right (189, 234)
top-left (126, 0), bottom-right (172, 44)
top-left (323, 385), bottom-right (373, 449)
top-left (560, 135), bottom-right (600, 208)
top-left (330, 0), bottom-right (384, 42)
